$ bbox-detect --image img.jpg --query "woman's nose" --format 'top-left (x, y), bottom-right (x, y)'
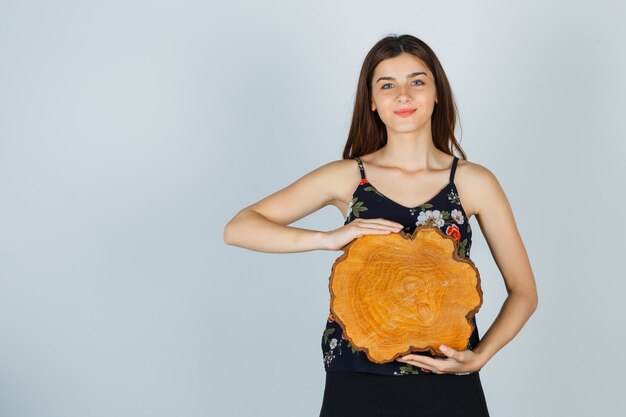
top-left (396, 86), bottom-right (412, 101)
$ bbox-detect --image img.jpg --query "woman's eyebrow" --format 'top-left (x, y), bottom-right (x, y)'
top-left (375, 71), bottom-right (427, 83)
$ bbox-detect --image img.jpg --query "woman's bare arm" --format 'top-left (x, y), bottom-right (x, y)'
top-left (223, 160), bottom-right (347, 253)
top-left (467, 164), bottom-right (539, 365)
top-left (223, 159), bottom-right (404, 253)
top-left (223, 208), bottom-right (331, 253)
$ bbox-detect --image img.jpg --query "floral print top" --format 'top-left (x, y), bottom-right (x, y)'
top-left (321, 155), bottom-right (481, 376)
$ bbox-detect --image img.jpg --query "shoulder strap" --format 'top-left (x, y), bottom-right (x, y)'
top-left (449, 156), bottom-right (459, 183)
top-left (354, 157), bottom-right (366, 180)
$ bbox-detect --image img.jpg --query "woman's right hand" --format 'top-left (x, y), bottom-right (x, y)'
top-left (324, 218), bottom-right (404, 251)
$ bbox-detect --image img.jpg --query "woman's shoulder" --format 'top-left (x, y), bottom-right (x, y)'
top-left (310, 158), bottom-right (363, 214)
top-left (313, 157), bottom-right (360, 178)
top-left (299, 157), bottom-right (361, 194)
top-left (455, 157), bottom-right (506, 218)
top-left (456, 157), bottom-right (501, 188)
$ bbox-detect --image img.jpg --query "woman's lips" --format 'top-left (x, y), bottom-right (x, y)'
top-left (394, 109), bottom-right (416, 117)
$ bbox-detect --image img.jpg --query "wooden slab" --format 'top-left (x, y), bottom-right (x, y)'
top-left (328, 225), bottom-right (482, 364)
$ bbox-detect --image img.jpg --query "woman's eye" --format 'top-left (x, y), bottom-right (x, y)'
top-left (381, 80), bottom-right (424, 89)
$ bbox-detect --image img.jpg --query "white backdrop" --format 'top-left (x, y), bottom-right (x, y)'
top-left (1, 1), bottom-right (624, 416)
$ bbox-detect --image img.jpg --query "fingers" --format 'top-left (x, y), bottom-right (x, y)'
top-left (440, 345), bottom-right (463, 361)
top-left (354, 218), bottom-right (403, 233)
top-left (397, 357), bottom-right (443, 374)
top-left (397, 353), bottom-right (463, 375)
top-left (398, 354), bottom-right (438, 369)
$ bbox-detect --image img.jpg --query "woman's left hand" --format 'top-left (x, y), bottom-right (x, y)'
top-left (396, 345), bottom-right (486, 375)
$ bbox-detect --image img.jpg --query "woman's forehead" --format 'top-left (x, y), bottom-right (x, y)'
top-left (373, 54), bottom-right (431, 78)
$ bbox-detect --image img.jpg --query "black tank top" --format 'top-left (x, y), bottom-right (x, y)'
top-left (321, 155), bottom-right (481, 376)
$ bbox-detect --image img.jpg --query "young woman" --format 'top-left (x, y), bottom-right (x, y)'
top-left (224, 34), bottom-right (538, 417)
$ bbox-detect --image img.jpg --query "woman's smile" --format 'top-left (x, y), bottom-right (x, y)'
top-left (393, 108), bottom-right (416, 117)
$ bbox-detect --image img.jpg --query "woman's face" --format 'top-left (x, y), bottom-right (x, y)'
top-left (370, 53), bottom-right (438, 135)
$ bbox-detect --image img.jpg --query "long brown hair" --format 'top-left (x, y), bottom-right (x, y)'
top-left (342, 34), bottom-right (466, 160)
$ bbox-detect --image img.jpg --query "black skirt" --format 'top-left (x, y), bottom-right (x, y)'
top-left (319, 371), bottom-right (490, 417)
